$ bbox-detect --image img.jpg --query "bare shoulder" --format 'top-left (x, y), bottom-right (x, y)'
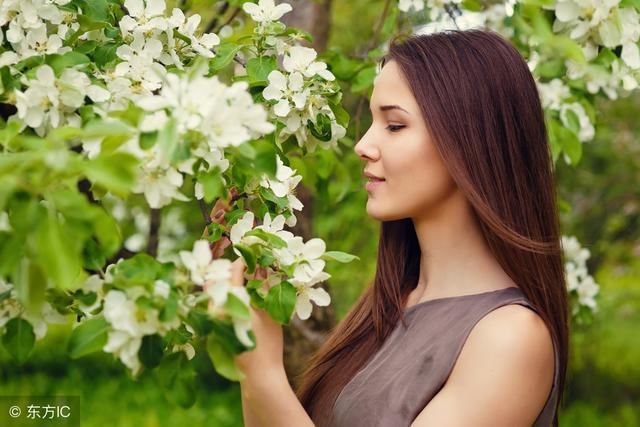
top-left (411, 303), bottom-right (555, 427)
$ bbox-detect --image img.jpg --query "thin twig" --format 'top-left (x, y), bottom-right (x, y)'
top-left (198, 198), bottom-right (212, 226)
top-left (370, 0), bottom-right (393, 50)
top-left (213, 7), bottom-right (241, 34)
top-left (444, 4), bottom-right (461, 30)
top-left (205, 1), bottom-right (230, 34)
top-left (147, 208), bottom-right (161, 257)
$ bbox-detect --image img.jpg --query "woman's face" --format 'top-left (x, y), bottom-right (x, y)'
top-left (354, 60), bottom-right (459, 222)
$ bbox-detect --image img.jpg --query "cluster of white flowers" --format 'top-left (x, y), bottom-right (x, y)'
top-left (404, 1), bottom-right (639, 142)
top-left (133, 69), bottom-right (273, 207)
top-left (240, 1), bottom-right (346, 150)
top-left (229, 211), bottom-right (331, 320)
top-left (536, 78), bottom-right (595, 144)
top-left (562, 235), bottom-right (599, 315)
top-left (102, 283), bottom-right (181, 375)
top-left (262, 46), bottom-right (346, 150)
top-left (553, 1), bottom-right (639, 69)
top-left (14, 65), bottom-right (110, 136)
top-left (545, 1), bottom-right (640, 102)
top-left (138, 70), bottom-right (275, 148)
top-left (179, 240), bottom-right (253, 346)
top-left (96, 0), bottom-right (221, 112)
top-left (0, 0), bottom-right (75, 68)
top-left (0, 279), bottom-right (68, 340)
top-left (257, 155), bottom-right (304, 226)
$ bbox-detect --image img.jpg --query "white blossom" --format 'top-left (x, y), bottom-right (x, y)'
top-left (115, 33), bottom-right (166, 92)
top-left (259, 155), bottom-right (304, 217)
top-left (242, 0), bottom-right (292, 23)
top-left (263, 70), bottom-right (310, 117)
top-left (120, 0), bottom-right (168, 39)
top-left (398, 0), bottom-right (425, 13)
top-left (283, 46), bottom-right (335, 81)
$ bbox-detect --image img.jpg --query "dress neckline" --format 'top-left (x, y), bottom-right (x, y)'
top-left (403, 286), bottom-right (521, 314)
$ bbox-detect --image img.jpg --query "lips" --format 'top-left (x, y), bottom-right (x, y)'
top-left (364, 171), bottom-right (385, 181)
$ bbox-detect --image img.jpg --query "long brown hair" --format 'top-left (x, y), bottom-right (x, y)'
top-left (296, 29), bottom-right (569, 427)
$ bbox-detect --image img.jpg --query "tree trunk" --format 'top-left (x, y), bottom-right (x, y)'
top-left (280, 0), bottom-right (332, 52)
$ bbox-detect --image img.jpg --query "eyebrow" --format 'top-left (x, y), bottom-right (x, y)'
top-left (373, 104), bottom-right (410, 115)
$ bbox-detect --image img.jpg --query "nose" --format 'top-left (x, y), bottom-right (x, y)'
top-left (354, 126), bottom-right (380, 161)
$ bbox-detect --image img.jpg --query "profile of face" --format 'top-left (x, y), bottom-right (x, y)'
top-left (354, 60), bottom-right (460, 222)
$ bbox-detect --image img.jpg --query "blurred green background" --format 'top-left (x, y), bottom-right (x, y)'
top-left (1, 0), bottom-right (639, 426)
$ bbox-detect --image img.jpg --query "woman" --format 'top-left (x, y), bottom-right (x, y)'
top-left (229, 29), bottom-right (569, 427)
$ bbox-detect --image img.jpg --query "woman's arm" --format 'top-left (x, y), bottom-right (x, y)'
top-left (240, 366), bottom-right (314, 427)
top-left (411, 305), bottom-right (554, 427)
top-left (241, 388), bottom-right (263, 427)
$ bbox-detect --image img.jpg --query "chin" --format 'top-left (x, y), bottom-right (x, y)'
top-left (366, 202), bottom-right (404, 222)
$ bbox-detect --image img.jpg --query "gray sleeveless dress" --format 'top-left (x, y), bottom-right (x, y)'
top-left (330, 287), bottom-right (559, 426)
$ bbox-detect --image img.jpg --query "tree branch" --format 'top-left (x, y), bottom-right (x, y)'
top-left (147, 208), bottom-right (161, 257)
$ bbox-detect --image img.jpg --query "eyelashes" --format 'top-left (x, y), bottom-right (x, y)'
top-left (385, 124), bottom-right (405, 132)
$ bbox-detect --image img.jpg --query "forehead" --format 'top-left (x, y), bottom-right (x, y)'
top-left (371, 61), bottom-right (414, 105)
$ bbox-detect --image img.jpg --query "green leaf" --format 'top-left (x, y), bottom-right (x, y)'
top-left (209, 42), bottom-right (243, 72)
top-left (2, 318), bottom-right (35, 364)
top-left (91, 208), bottom-right (121, 257)
top-left (159, 292), bottom-right (179, 322)
top-left (157, 117), bottom-right (178, 162)
top-left (330, 103), bottom-right (350, 128)
top-left (93, 42), bottom-right (119, 67)
top-left (563, 108), bottom-right (581, 134)
top-left (12, 258), bottom-right (47, 316)
top-left (351, 65), bottom-right (377, 93)
top-left (462, 0), bottom-right (483, 11)
top-left (223, 292), bottom-right (250, 320)
top-left (68, 316), bottom-right (109, 359)
top-left (206, 336), bottom-right (245, 381)
top-left (561, 129), bottom-right (582, 165)
top-left (186, 309), bottom-right (215, 336)
top-left (322, 250), bottom-right (360, 263)
top-left (84, 152), bottom-right (138, 196)
top-left (233, 244), bottom-right (256, 274)
top-left (205, 222), bottom-right (224, 243)
top-left (244, 228), bottom-right (287, 249)
top-left (253, 141), bottom-right (277, 176)
top-left (259, 187), bottom-right (289, 210)
top-left (139, 334), bottom-right (164, 368)
top-left (82, 238), bottom-right (107, 270)
top-left (326, 51), bottom-right (363, 80)
top-left (535, 59), bottom-right (565, 79)
top-left (307, 113), bottom-right (332, 142)
top-left (246, 56), bottom-right (277, 84)
top-left (113, 253), bottom-right (161, 287)
top-left (232, 141), bottom-right (257, 159)
top-left (264, 281), bottom-right (296, 324)
top-left (139, 131), bottom-right (158, 150)
top-left (72, 0), bottom-right (111, 23)
top-left (257, 250), bottom-right (276, 268)
top-left (36, 214), bottom-right (83, 289)
top-left (620, 0), bottom-right (640, 10)
top-left (46, 52), bottom-right (90, 75)
top-left (199, 169), bottom-right (224, 203)
top-left (155, 351), bottom-right (197, 408)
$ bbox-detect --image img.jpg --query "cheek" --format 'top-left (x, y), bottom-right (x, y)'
top-left (366, 141), bottom-right (457, 220)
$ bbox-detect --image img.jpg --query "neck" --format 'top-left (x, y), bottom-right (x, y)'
top-left (411, 192), bottom-right (514, 298)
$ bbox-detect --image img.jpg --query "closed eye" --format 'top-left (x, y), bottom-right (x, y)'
top-left (386, 124), bottom-right (405, 132)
